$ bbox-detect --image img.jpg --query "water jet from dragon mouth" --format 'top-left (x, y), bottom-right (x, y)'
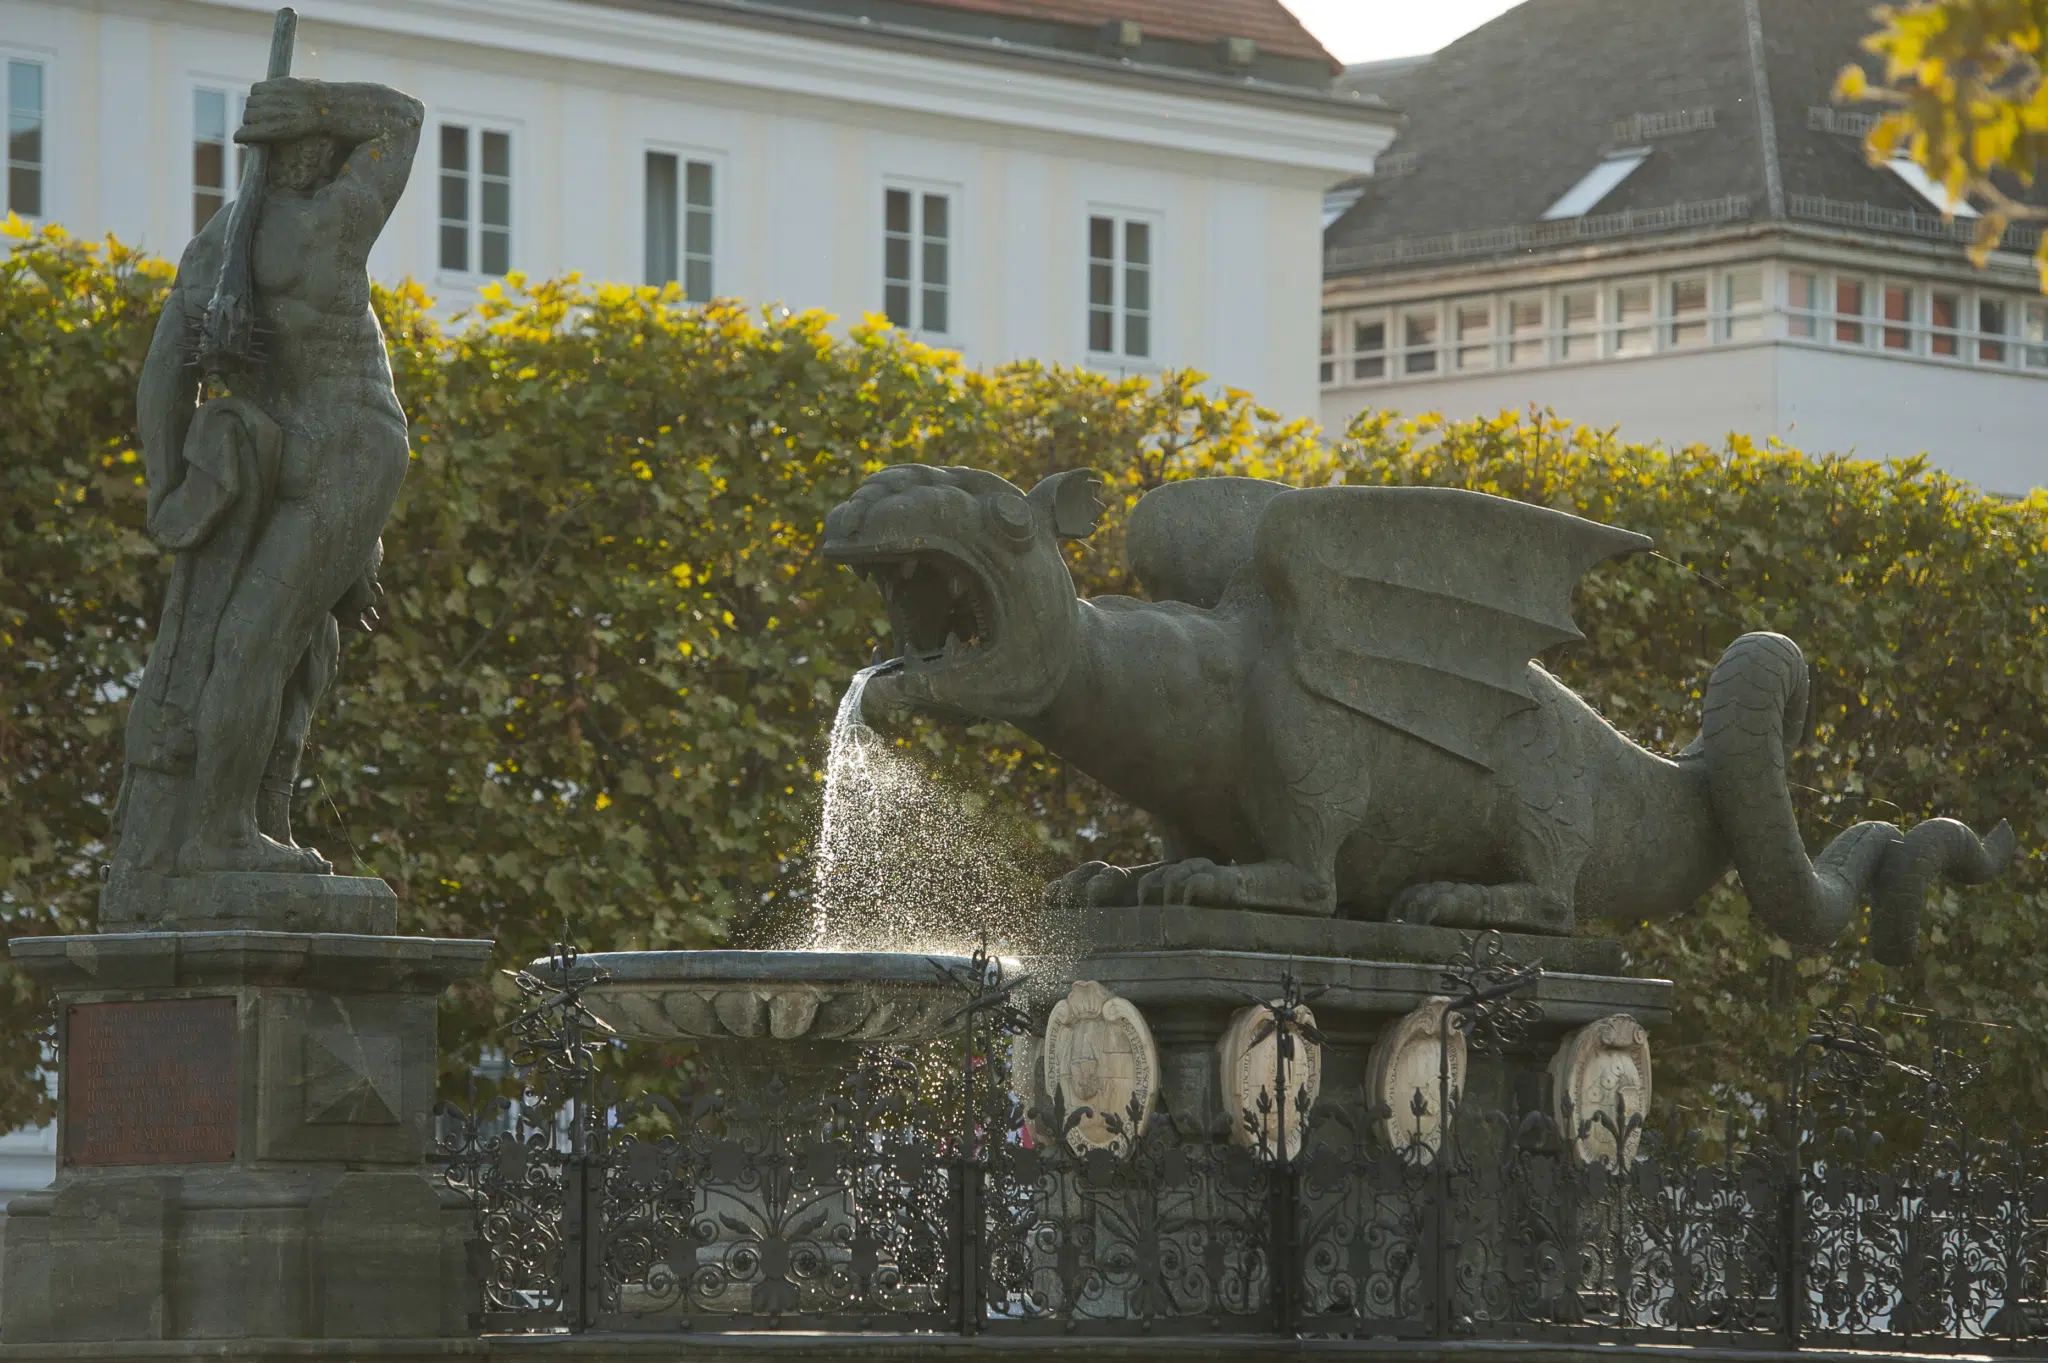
top-left (800, 664), bottom-right (1049, 956)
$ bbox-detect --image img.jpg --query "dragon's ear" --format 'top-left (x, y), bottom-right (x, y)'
top-left (1027, 469), bottom-right (1106, 541)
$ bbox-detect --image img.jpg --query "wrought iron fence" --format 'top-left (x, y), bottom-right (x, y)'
top-left (435, 938), bottom-right (2048, 1348)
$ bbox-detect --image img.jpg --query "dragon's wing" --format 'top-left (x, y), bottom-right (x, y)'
top-left (1254, 486), bottom-right (1651, 769)
top-left (1127, 477), bottom-right (1290, 607)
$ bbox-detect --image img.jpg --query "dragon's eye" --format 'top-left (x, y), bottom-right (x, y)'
top-left (987, 495), bottom-right (1035, 546)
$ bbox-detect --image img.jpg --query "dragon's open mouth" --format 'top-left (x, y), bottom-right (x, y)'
top-left (850, 548), bottom-right (998, 667)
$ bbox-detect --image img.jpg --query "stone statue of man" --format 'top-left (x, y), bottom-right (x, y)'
top-left (109, 76), bottom-right (422, 900)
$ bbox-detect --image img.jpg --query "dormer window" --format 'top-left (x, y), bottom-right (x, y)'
top-left (1541, 148), bottom-right (1649, 220)
top-left (1887, 157), bottom-right (1978, 218)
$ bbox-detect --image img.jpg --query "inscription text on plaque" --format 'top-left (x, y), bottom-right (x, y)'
top-left (66, 998), bottom-right (237, 1166)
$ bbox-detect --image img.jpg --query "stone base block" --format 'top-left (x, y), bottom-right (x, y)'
top-left (2, 929), bottom-right (492, 1345)
top-left (99, 873), bottom-right (398, 936)
top-left (2, 1170), bottom-right (472, 1343)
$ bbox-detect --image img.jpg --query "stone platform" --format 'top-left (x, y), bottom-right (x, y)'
top-left (1067, 947), bottom-right (1666, 1028)
top-left (3, 928), bottom-right (491, 1345)
top-left (1019, 906), bottom-right (1667, 1139)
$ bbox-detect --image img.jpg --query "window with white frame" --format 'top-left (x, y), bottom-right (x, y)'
top-left (1723, 268), bottom-right (1763, 340)
top-left (7, 58), bottom-right (43, 219)
top-left (886, 187), bottom-right (951, 335)
top-left (193, 87), bottom-right (246, 234)
top-left (439, 123), bottom-right (511, 276)
top-left (1318, 267), bottom-right (2048, 392)
top-left (1087, 213), bottom-right (1150, 358)
top-left (646, 152), bottom-right (713, 300)
top-left (1834, 277), bottom-right (1868, 345)
top-left (1929, 289), bottom-right (1961, 356)
top-left (1776, 270), bottom-right (2046, 373)
top-left (1880, 281), bottom-right (1913, 352)
top-left (1787, 270), bottom-right (1820, 338)
top-left (1559, 288), bottom-right (1598, 359)
top-left (1351, 314), bottom-right (1387, 379)
top-left (1668, 276), bottom-right (1707, 347)
top-left (1611, 281), bottom-right (1652, 356)
top-left (2025, 301), bottom-right (2048, 369)
top-left (1506, 296), bottom-right (1545, 365)
top-left (1401, 308), bottom-right (1439, 373)
top-left (1977, 296), bottom-right (2008, 364)
top-left (1454, 299), bottom-right (1493, 370)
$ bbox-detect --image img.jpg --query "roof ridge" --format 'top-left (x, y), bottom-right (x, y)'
top-left (1740, 0), bottom-right (1785, 218)
top-left (883, 0), bottom-right (1339, 67)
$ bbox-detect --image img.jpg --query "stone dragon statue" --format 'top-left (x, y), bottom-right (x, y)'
top-left (820, 465), bottom-right (2012, 963)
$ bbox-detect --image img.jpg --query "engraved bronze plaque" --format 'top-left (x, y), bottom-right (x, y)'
top-left (66, 998), bottom-right (237, 1166)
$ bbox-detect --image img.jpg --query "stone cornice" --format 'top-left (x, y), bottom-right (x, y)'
top-left (182, 0), bottom-right (1394, 178)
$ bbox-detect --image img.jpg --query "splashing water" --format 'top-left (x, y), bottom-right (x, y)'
top-left (806, 664), bottom-right (1043, 954)
top-left (809, 663), bottom-right (890, 944)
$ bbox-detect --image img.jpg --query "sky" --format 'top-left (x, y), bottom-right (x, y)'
top-left (1284, 0), bottom-right (1525, 64)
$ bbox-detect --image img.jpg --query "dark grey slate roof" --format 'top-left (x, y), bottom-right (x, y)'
top-left (642, 0), bottom-right (1341, 89)
top-left (1324, 0), bottom-right (2045, 276)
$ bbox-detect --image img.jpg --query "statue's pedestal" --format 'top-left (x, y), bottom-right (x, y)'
top-left (996, 911), bottom-right (1669, 1331)
top-left (1045, 906), bottom-right (1669, 1138)
top-left (0, 915), bottom-right (491, 1344)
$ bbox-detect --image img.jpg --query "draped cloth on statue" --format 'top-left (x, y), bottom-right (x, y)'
top-left (125, 396), bottom-right (283, 776)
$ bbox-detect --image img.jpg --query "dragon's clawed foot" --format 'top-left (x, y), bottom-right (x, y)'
top-left (1045, 861), bottom-right (1147, 910)
top-left (1388, 881), bottom-right (1573, 934)
top-left (1044, 859), bottom-right (1243, 908)
top-left (1389, 881), bottom-right (1474, 926)
top-left (1135, 858), bottom-right (1241, 907)
top-left (1047, 857), bottom-right (1338, 915)
top-left (1046, 859), bottom-right (1237, 908)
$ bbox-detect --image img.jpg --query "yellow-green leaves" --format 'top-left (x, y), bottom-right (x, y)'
top-left (4, 228), bottom-right (2045, 1128)
top-left (1845, 0), bottom-right (2048, 282)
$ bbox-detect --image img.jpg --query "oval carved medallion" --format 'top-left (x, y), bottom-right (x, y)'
top-left (1366, 997), bottom-right (1466, 1161)
top-left (1042, 980), bottom-right (1158, 1157)
top-left (1217, 1000), bottom-right (1322, 1159)
top-left (1550, 1013), bottom-right (1652, 1166)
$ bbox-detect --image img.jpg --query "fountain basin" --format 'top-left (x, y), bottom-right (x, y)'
top-left (560, 949), bottom-right (1000, 1045)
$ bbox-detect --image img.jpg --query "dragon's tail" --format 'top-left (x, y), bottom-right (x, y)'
top-left (1694, 631), bottom-right (2012, 965)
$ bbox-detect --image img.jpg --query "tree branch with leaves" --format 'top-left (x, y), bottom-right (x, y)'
top-left (1841, 0), bottom-right (2048, 286)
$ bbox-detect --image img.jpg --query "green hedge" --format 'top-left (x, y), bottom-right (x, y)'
top-left (4, 220), bottom-right (2043, 1129)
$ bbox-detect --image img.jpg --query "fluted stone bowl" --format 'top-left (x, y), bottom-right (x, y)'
top-left (560, 949), bottom-right (1000, 1046)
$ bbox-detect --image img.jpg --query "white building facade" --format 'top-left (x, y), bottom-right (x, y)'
top-left (1321, 0), bottom-right (2048, 496)
top-left (4, 0), bottom-right (1391, 416)
top-left (1321, 226), bottom-right (2048, 496)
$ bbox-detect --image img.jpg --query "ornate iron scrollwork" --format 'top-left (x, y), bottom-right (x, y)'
top-left (436, 938), bottom-right (2048, 1350)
